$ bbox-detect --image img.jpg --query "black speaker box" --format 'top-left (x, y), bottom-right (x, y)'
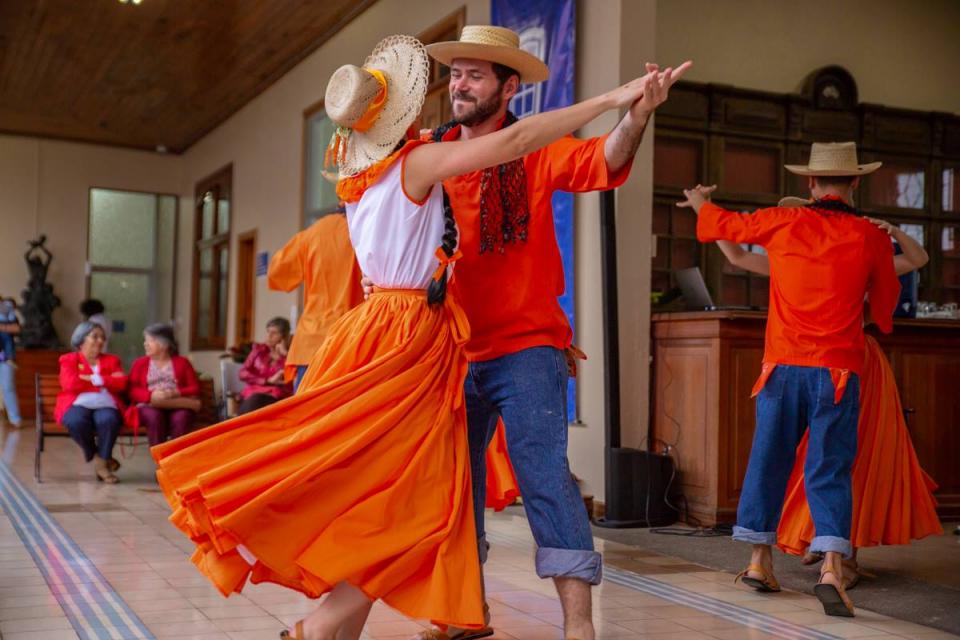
top-left (594, 447), bottom-right (677, 528)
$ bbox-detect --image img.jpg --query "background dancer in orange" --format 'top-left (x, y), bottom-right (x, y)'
top-left (268, 205), bottom-right (364, 391)
top-left (681, 142), bottom-right (902, 617)
top-left (152, 34), bottom-right (662, 640)
top-left (715, 196), bottom-right (940, 591)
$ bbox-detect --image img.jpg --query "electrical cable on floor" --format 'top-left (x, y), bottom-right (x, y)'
top-left (647, 355), bottom-right (732, 538)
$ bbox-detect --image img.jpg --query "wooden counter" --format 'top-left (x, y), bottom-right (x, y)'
top-left (650, 311), bottom-right (960, 525)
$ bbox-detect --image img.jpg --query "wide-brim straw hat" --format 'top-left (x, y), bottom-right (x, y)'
top-left (324, 35), bottom-right (429, 177)
top-left (784, 141), bottom-right (882, 176)
top-left (425, 25), bottom-right (550, 84)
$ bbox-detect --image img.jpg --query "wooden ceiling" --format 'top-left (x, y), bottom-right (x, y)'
top-left (0, 0), bottom-right (378, 153)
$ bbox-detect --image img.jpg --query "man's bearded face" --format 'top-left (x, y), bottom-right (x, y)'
top-left (449, 59), bottom-right (507, 127)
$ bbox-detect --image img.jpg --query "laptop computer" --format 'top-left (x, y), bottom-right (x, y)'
top-left (674, 267), bottom-right (757, 311)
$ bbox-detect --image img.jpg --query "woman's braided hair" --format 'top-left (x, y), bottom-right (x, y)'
top-left (426, 188), bottom-right (458, 305)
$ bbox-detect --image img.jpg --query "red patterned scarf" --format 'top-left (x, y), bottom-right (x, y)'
top-left (436, 112), bottom-right (530, 254)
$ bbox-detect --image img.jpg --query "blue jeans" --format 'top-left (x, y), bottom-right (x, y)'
top-left (467, 346), bottom-right (601, 584)
top-left (293, 365), bottom-right (308, 393)
top-left (734, 365), bottom-right (860, 558)
top-left (0, 362), bottom-right (21, 425)
top-left (61, 406), bottom-right (122, 462)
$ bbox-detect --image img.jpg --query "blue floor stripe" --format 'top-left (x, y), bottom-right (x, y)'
top-left (488, 530), bottom-right (843, 640)
top-left (0, 461), bottom-right (155, 640)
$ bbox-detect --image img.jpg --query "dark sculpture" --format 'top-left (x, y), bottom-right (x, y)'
top-left (20, 235), bottom-right (61, 348)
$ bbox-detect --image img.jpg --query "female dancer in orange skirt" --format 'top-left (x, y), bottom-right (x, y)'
top-left (151, 35), bottom-right (660, 640)
top-left (715, 199), bottom-right (940, 590)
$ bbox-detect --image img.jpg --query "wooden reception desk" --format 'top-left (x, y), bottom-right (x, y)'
top-left (651, 311), bottom-right (960, 525)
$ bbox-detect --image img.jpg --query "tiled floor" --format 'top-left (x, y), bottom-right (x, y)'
top-left (0, 423), bottom-right (957, 640)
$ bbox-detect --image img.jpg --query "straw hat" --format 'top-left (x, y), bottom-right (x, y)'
top-left (425, 25), bottom-right (550, 83)
top-left (324, 35), bottom-right (429, 177)
top-left (778, 196), bottom-right (812, 207)
top-left (784, 142), bottom-right (882, 176)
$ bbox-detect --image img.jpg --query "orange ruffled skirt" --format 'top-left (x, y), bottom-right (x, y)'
top-left (777, 336), bottom-right (941, 554)
top-left (151, 290), bottom-right (484, 629)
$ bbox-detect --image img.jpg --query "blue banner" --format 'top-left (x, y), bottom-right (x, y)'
top-left (491, 0), bottom-right (578, 417)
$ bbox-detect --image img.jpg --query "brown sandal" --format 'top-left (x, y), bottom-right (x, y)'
top-left (841, 558), bottom-right (861, 590)
top-left (280, 621), bottom-right (304, 640)
top-left (814, 567), bottom-right (855, 617)
top-left (413, 628), bottom-right (494, 639)
top-left (93, 457), bottom-right (119, 484)
top-left (734, 563), bottom-right (781, 592)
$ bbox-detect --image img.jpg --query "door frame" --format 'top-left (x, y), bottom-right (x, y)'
top-left (235, 230), bottom-right (257, 345)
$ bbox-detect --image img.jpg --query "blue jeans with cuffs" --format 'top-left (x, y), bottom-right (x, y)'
top-left (466, 345), bottom-right (601, 585)
top-left (733, 364), bottom-right (860, 559)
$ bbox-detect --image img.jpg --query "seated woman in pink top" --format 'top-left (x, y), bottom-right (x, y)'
top-left (237, 317), bottom-right (293, 415)
top-left (127, 323), bottom-right (201, 446)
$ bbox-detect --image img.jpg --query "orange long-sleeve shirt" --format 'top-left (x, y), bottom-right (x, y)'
top-left (696, 198), bottom-right (900, 374)
top-left (268, 214), bottom-right (364, 367)
top-left (441, 129), bottom-right (631, 362)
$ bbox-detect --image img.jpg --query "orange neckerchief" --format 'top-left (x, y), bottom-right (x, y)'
top-left (336, 139), bottom-right (426, 204)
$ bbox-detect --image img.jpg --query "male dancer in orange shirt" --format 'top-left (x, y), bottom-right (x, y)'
top-left (268, 210), bottom-right (364, 391)
top-left (404, 26), bottom-right (689, 640)
top-left (679, 142), bottom-right (901, 617)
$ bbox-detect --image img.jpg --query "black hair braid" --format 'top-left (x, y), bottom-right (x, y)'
top-left (426, 187), bottom-right (459, 306)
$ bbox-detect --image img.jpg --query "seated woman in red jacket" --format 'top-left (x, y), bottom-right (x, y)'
top-left (237, 317), bottom-right (293, 415)
top-left (128, 323), bottom-right (201, 446)
top-left (56, 321), bottom-right (127, 484)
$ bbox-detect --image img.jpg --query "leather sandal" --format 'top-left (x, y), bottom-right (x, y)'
top-left (107, 457), bottom-right (121, 472)
top-left (801, 550), bottom-right (824, 565)
top-left (734, 563), bottom-right (781, 592)
top-left (413, 628), bottom-right (494, 640)
top-left (93, 457), bottom-right (119, 484)
top-left (814, 567), bottom-right (855, 617)
top-left (280, 620), bottom-right (305, 640)
top-left (841, 558), bottom-right (861, 591)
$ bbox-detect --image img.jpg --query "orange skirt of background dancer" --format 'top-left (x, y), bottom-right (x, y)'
top-left (151, 290), bottom-right (484, 630)
top-left (777, 335), bottom-right (941, 554)
top-left (485, 420), bottom-right (519, 511)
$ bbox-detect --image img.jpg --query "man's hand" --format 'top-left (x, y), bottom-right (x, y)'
top-left (630, 60), bottom-right (693, 120)
top-left (361, 275), bottom-right (374, 300)
top-left (676, 184), bottom-right (717, 214)
top-left (605, 60), bottom-right (693, 172)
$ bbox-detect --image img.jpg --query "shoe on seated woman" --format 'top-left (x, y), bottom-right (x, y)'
top-left (93, 456), bottom-right (119, 484)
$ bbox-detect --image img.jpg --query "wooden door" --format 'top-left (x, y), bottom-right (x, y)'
top-left (235, 231), bottom-right (256, 345)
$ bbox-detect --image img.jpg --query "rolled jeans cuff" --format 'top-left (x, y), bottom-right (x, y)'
top-left (809, 536), bottom-right (853, 559)
top-left (535, 547), bottom-right (602, 585)
top-left (732, 526), bottom-right (777, 546)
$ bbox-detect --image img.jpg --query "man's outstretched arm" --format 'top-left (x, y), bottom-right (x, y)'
top-left (604, 61), bottom-right (692, 173)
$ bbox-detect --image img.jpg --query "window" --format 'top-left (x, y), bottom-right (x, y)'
top-left (191, 165), bottom-right (232, 350)
top-left (302, 106), bottom-right (341, 227)
top-left (87, 189), bottom-right (177, 365)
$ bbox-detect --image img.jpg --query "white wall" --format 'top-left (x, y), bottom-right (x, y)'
top-left (656, 0), bottom-right (960, 114)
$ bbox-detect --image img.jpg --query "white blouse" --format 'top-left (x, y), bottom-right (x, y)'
top-left (345, 158), bottom-right (450, 290)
